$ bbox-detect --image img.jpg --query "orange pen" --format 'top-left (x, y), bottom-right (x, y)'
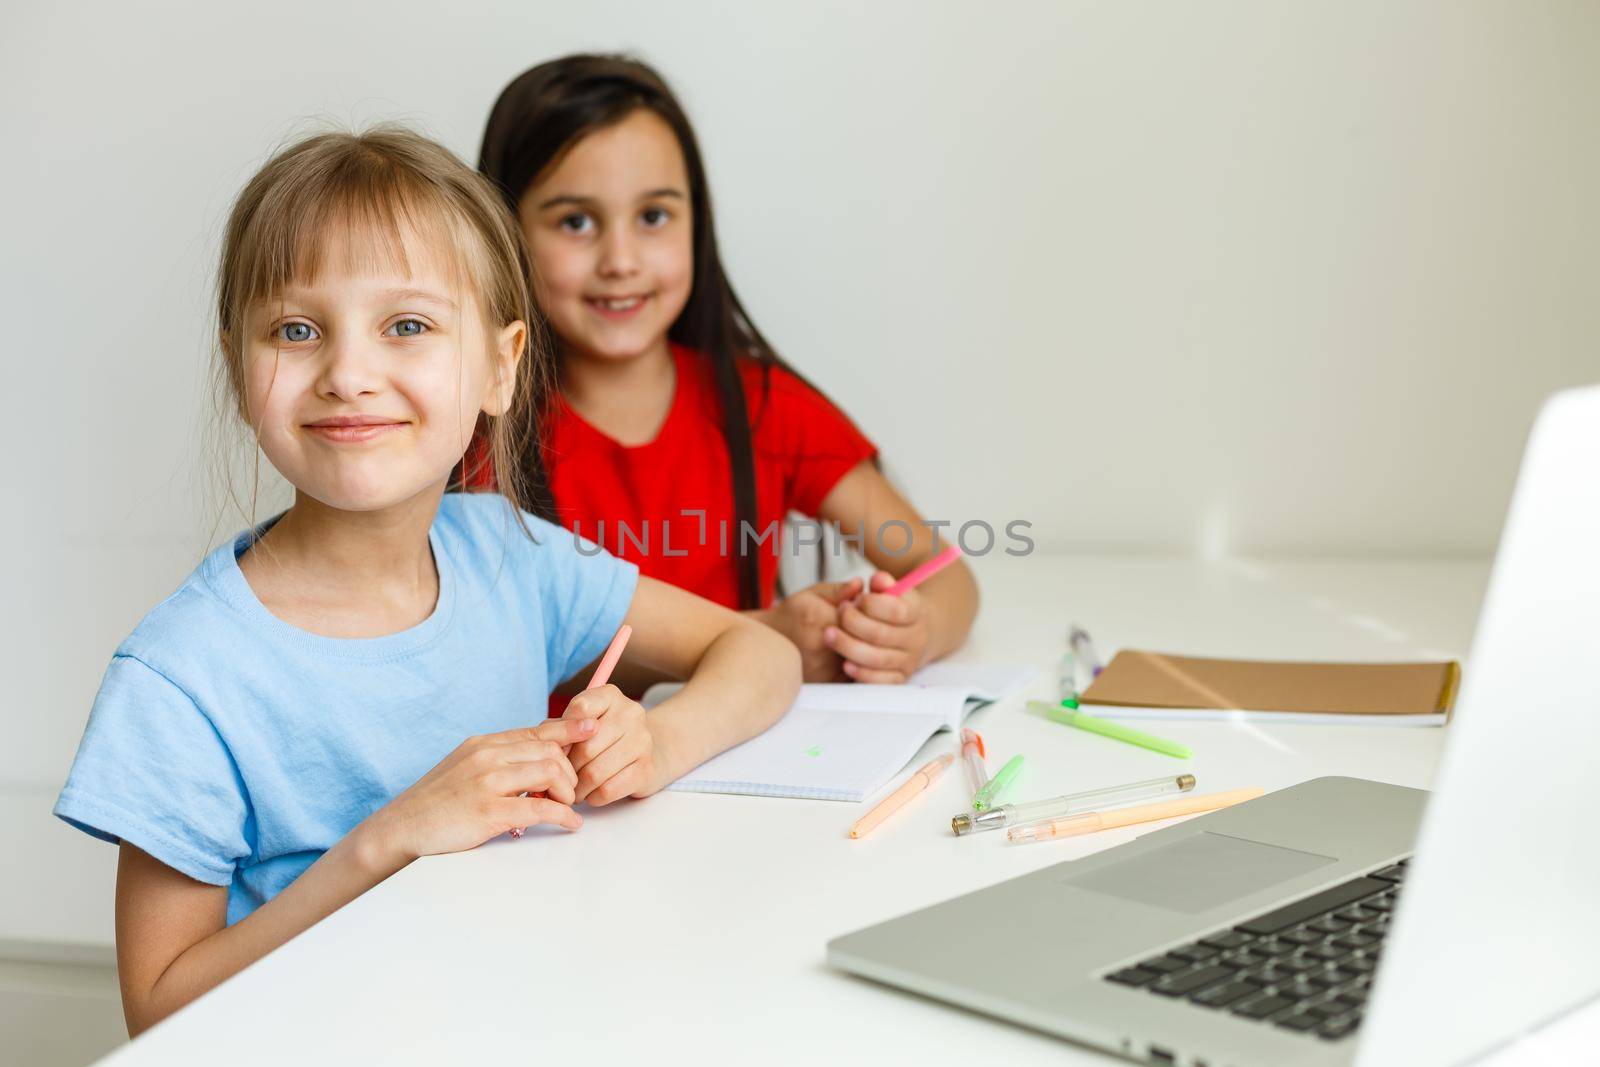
top-left (849, 754), bottom-right (954, 839)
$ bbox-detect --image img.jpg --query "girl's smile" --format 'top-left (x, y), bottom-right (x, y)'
top-left (303, 414), bottom-right (412, 444)
top-left (585, 292), bottom-right (653, 321)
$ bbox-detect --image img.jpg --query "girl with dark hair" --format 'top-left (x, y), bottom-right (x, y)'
top-left (476, 54), bottom-right (977, 683)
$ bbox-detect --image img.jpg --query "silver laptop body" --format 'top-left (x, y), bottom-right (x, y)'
top-left (827, 385), bottom-right (1600, 1067)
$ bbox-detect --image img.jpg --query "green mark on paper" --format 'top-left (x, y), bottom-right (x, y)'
top-left (804, 745), bottom-right (823, 757)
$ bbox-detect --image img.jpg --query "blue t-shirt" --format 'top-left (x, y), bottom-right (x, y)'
top-left (55, 493), bottom-right (638, 925)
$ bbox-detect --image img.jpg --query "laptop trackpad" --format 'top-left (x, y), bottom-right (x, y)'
top-left (1064, 832), bottom-right (1338, 914)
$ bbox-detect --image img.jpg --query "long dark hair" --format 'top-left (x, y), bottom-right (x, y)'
top-left (481, 53), bottom-right (786, 609)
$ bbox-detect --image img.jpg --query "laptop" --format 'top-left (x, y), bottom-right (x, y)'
top-left (827, 385), bottom-right (1600, 1067)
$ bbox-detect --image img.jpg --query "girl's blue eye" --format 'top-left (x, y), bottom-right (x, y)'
top-left (558, 213), bottom-right (594, 235)
top-left (387, 319), bottom-right (428, 338)
top-left (279, 322), bottom-right (316, 343)
top-left (641, 207), bottom-right (670, 228)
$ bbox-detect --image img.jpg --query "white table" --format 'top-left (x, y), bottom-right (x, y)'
top-left (85, 554), bottom-right (1600, 1064)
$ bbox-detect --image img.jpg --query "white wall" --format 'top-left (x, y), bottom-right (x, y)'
top-left (4, 0), bottom-right (1597, 787)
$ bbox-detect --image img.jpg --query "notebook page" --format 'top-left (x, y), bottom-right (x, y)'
top-left (908, 662), bottom-right (1035, 701)
top-left (643, 663), bottom-right (1034, 732)
top-left (666, 709), bottom-right (946, 801)
top-left (793, 684), bottom-right (972, 728)
top-left (646, 663), bottom-right (1036, 800)
top-left (641, 683), bottom-right (938, 715)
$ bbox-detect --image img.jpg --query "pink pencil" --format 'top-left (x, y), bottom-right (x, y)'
top-left (509, 623), bottom-right (632, 837)
top-left (585, 623), bottom-right (632, 689)
top-left (882, 545), bottom-right (962, 597)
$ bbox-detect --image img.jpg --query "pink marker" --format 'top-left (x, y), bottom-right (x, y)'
top-left (881, 545), bottom-right (962, 597)
top-left (510, 623), bottom-right (633, 837)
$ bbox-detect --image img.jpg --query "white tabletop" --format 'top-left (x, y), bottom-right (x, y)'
top-left (88, 553), bottom-right (1599, 1064)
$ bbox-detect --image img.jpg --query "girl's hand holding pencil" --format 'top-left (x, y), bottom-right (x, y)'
top-left (562, 685), bottom-right (668, 805)
top-left (760, 578), bottom-right (863, 682)
top-left (825, 571), bottom-right (932, 685)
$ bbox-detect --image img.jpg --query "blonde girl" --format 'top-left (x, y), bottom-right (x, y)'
top-left (54, 127), bottom-right (800, 1034)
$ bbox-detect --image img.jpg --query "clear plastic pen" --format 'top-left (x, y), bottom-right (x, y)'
top-left (959, 729), bottom-right (988, 797)
top-left (1068, 625), bottom-right (1103, 686)
top-left (951, 774), bottom-right (1195, 835)
top-left (971, 755), bottom-right (1024, 812)
top-left (1007, 787), bottom-right (1263, 844)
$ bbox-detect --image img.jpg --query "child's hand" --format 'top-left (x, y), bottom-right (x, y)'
top-left (762, 579), bottom-right (863, 682)
top-left (363, 719), bottom-right (594, 864)
top-left (562, 684), bottom-right (669, 806)
top-left (824, 570), bottom-right (931, 684)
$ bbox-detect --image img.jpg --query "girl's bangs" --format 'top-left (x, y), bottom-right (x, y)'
top-left (245, 171), bottom-right (477, 308)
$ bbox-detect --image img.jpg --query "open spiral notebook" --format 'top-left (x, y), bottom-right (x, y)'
top-left (643, 663), bottom-right (1034, 802)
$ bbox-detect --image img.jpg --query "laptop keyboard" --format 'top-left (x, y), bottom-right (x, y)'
top-left (1103, 860), bottom-right (1409, 1042)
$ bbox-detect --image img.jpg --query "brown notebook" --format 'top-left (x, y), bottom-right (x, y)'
top-left (1080, 651), bottom-right (1462, 723)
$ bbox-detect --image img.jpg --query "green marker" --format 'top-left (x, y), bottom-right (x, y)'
top-left (972, 754), bottom-right (1024, 811)
top-left (1030, 700), bottom-right (1192, 759)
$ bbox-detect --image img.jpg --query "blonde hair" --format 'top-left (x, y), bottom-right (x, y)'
top-left (210, 123), bottom-right (547, 534)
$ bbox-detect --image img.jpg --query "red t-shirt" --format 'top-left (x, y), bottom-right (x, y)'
top-left (474, 344), bottom-right (876, 610)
